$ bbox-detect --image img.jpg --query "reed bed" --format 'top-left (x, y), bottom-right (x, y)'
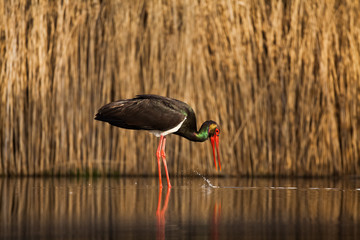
top-left (0, 0), bottom-right (360, 176)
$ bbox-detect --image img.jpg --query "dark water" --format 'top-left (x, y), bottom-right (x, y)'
top-left (0, 176), bottom-right (359, 239)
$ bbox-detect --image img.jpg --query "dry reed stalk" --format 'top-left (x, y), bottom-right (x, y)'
top-left (0, 0), bottom-right (360, 176)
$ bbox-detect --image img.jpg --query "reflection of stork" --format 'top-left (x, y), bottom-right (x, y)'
top-left (156, 187), bottom-right (171, 240)
top-left (95, 94), bottom-right (221, 188)
top-left (211, 203), bottom-right (221, 240)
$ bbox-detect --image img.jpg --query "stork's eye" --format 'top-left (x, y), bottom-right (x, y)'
top-left (215, 128), bottom-right (220, 136)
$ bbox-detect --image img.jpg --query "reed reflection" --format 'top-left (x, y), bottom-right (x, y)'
top-left (0, 177), bottom-right (359, 239)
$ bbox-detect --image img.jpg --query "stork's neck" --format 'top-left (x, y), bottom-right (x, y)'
top-left (193, 124), bottom-right (210, 142)
top-left (176, 121), bottom-right (211, 142)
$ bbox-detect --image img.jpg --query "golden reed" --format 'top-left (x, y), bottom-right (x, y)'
top-left (0, 0), bottom-right (359, 176)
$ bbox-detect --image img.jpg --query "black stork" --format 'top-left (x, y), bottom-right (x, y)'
top-left (94, 94), bottom-right (221, 188)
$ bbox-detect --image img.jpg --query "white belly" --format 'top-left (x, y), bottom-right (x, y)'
top-left (149, 117), bottom-right (186, 137)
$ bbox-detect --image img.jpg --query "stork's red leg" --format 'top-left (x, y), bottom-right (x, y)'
top-left (156, 136), bottom-right (164, 188)
top-left (160, 136), bottom-right (172, 188)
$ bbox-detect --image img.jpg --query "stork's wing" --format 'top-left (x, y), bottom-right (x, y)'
top-left (95, 97), bottom-right (186, 131)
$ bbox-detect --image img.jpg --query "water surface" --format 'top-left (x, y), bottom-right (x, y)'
top-left (1, 177), bottom-right (359, 239)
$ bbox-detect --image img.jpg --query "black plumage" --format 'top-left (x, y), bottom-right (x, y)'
top-left (95, 94), bottom-right (198, 140)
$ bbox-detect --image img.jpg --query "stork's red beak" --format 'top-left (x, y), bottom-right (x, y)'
top-left (210, 135), bottom-right (221, 170)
